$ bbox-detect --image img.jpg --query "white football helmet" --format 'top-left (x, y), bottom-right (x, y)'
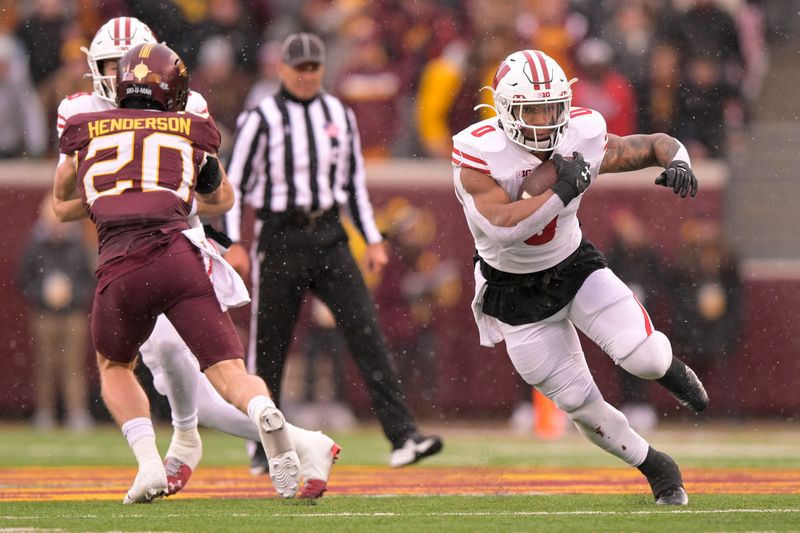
top-left (81, 17), bottom-right (158, 103)
top-left (480, 50), bottom-right (575, 152)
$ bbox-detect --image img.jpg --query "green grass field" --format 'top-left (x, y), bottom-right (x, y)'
top-left (1, 421), bottom-right (799, 532)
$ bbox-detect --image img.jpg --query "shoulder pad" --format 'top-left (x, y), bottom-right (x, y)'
top-left (186, 91), bottom-right (209, 117)
top-left (559, 108), bottom-right (608, 167)
top-left (65, 91), bottom-right (92, 101)
top-left (452, 119), bottom-right (509, 174)
top-left (568, 108), bottom-right (607, 141)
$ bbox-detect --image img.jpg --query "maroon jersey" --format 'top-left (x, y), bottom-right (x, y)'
top-left (60, 108), bottom-right (221, 288)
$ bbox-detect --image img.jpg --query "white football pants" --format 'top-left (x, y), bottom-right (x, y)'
top-left (494, 268), bottom-right (669, 467)
top-left (140, 315), bottom-right (259, 439)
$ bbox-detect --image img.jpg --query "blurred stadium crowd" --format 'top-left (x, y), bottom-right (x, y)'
top-left (0, 0), bottom-right (789, 162)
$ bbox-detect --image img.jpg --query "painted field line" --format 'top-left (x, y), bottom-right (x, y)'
top-left (3, 508), bottom-right (800, 520)
top-left (2, 465), bottom-right (799, 501)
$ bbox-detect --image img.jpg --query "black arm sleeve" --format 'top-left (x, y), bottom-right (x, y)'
top-left (196, 155), bottom-right (222, 194)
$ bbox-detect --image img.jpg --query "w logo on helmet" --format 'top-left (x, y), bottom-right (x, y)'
top-left (492, 62), bottom-right (510, 90)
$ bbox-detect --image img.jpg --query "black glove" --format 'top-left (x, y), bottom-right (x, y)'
top-left (550, 151), bottom-right (591, 206)
top-left (196, 154), bottom-right (221, 194)
top-left (655, 160), bottom-right (697, 198)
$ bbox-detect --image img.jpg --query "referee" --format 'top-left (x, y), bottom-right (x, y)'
top-left (224, 32), bottom-right (442, 471)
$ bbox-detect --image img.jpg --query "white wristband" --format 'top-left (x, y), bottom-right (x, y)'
top-left (671, 141), bottom-right (691, 167)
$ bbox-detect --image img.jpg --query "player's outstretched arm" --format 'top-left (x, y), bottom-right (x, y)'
top-left (600, 133), bottom-right (697, 198)
top-left (52, 157), bottom-right (88, 222)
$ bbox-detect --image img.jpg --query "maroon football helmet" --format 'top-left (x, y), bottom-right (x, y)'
top-left (116, 43), bottom-right (188, 112)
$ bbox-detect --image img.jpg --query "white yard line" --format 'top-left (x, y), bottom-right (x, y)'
top-left (3, 508), bottom-right (800, 520)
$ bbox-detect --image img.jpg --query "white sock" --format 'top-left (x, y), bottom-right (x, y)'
top-left (246, 396), bottom-right (276, 425)
top-left (247, 396), bottom-right (294, 459)
top-left (121, 417), bottom-right (160, 467)
top-left (166, 426), bottom-right (202, 470)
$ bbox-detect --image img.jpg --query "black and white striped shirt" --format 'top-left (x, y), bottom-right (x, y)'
top-left (224, 87), bottom-right (382, 244)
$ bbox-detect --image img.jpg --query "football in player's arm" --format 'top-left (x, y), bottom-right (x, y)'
top-left (459, 131), bottom-right (697, 230)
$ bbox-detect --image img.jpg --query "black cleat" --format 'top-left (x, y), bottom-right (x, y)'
top-left (671, 365), bottom-right (709, 413)
top-left (657, 358), bottom-right (709, 413)
top-left (637, 447), bottom-right (688, 506)
top-left (390, 433), bottom-right (443, 467)
top-left (655, 486), bottom-right (689, 505)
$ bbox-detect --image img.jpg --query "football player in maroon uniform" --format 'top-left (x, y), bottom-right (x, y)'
top-left (58, 18), bottom-right (338, 500)
top-left (53, 43), bottom-right (301, 503)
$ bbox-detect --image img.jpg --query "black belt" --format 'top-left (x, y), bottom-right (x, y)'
top-left (257, 207), bottom-right (339, 228)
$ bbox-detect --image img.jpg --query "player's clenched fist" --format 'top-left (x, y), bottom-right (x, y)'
top-left (655, 160), bottom-right (697, 198)
top-left (551, 151), bottom-right (591, 206)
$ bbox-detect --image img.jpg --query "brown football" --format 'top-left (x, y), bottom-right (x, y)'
top-left (517, 158), bottom-right (559, 199)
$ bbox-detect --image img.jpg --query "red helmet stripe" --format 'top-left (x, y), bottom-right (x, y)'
top-left (534, 51), bottom-right (552, 89)
top-left (114, 17), bottom-right (120, 42)
top-left (522, 50), bottom-right (552, 90)
top-left (124, 17), bottom-right (131, 45)
top-left (492, 63), bottom-right (510, 90)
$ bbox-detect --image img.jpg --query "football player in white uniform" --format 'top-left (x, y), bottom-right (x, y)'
top-left (56, 17), bottom-right (339, 500)
top-left (452, 50), bottom-right (706, 506)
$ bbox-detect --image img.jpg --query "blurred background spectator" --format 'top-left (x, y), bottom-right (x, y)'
top-left (244, 39), bottom-right (281, 109)
top-left (375, 198), bottom-right (461, 413)
top-left (571, 37), bottom-right (637, 136)
top-left (336, 17), bottom-right (401, 159)
top-left (670, 219), bottom-right (745, 411)
top-left (0, 32), bottom-right (46, 158)
top-left (0, 0), bottom-right (777, 163)
top-left (190, 34), bottom-right (252, 150)
top-left (14, 0), bottom-right (70, 85)
top-left (414, 38), bottom-right (474, 158)
top-left (16, 195), bottom-right (95, 431)
top-left (605, 209), bottom-right (670, 432)
top-left (182, 0), bottom-right (263, 72)
top-left (37, 36), bottom-right (91, 150)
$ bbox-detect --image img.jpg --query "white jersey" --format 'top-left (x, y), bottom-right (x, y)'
top-left (452, 108), bottom-right (607, 274)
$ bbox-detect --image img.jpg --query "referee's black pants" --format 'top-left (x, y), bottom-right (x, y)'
top-left (254, 210), bottom-right (417, 448)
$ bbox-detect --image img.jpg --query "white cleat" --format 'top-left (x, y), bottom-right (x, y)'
top-left (297, 431), bottom-right (341, 499)
top-left (257, 406), bottom-right (300, 498)
top-left (268, 450), bottom-right (301, 498)
top-left (122, 461), bottom-right (168, 504)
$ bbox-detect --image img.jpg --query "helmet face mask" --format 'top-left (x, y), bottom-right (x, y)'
top-left (488, 50), bottom-right (574, 153)
top-left (81, 17), bottom-right (158, 103)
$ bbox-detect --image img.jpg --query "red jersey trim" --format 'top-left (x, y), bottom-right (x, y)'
top-left (452, 148), bottom-right (488, 166)
top-left (632, 292), bottom-right (654, 336)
